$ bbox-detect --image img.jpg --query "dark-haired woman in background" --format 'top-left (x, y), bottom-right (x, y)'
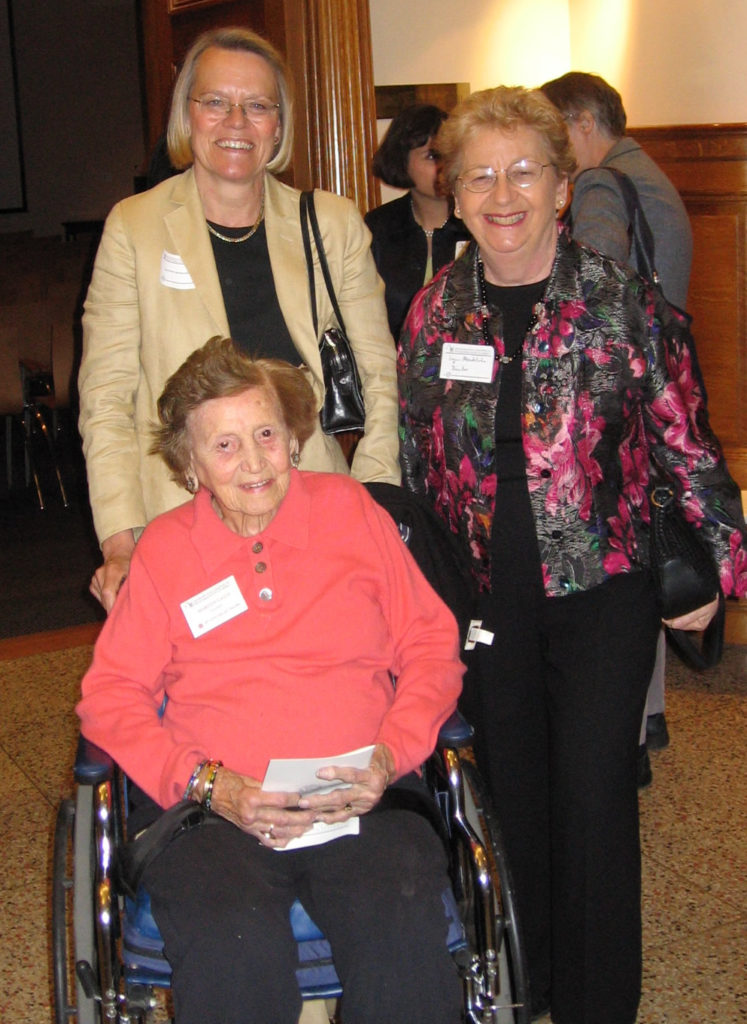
top-left (365, 104), bottom-right (471, 339)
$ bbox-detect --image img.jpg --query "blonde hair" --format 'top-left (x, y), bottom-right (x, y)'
top-left (166, 26), bottom-right (294, 173)
top-left (152, 337), bottom-right (317, 486)
top-left (437, 85), bottom-right (577, 192)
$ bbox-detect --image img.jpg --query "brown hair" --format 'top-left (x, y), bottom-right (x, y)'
top-left (436, 85), bottom-right (577, 193)
top-left (151, 337), bottom-right (317, 485)
top-left (166, 26), bottom-right (294, 173)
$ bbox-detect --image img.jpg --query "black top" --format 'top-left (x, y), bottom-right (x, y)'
top-left (485, 278), bottom-right (548, 596)
top-left (207, 220), bottom-right (301, 365)
top-left (364, 194), bottom-right (471, 341)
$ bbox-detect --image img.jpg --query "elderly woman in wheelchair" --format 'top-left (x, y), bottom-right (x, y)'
top-left (74, 336), bottom-right (467, 1024)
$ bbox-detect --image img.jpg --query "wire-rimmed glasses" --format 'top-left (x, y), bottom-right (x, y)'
top-left (190, 94), bottom-right (281, 123)
top-left (458, 160), bottom-right (553, 192)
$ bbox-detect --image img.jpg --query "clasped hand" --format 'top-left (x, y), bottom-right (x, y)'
top-left (662, 595), bottom-right (720, 632)
top-left (210, 745), bottom-right (394, 849)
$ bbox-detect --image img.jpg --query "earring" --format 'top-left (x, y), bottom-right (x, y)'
top-left (291, 451), bottom-right (300, 468)
top-left (185, 473), bottom-right (198, 493)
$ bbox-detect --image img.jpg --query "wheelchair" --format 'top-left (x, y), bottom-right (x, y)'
top-left (52, 713), bottom-right (531, 1024)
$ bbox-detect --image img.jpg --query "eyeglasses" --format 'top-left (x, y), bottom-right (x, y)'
top-left (190, 94), bottom-right (280, 122)
top-left (458, 160), bottom-right (553, 192)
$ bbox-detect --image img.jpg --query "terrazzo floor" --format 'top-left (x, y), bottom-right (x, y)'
top-left (0, 630), bottom-right (744, 1023)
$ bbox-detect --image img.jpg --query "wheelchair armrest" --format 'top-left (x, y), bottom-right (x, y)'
top-left (74, 733), bottom-right (115, 786)
top-left (437, 710), bottom-right (474, 748)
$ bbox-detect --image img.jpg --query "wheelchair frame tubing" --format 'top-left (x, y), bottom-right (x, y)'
top-left (91, 778), bottom-right (121, 1021)
top-left (429, 745), bottom-right (531, 1024)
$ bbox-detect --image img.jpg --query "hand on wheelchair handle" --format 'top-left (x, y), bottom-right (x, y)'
top-left (90, 529), bottom-right (136, 613)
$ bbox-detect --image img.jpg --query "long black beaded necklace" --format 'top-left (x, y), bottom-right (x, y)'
top-left (477, 256), bottom-right (541, 364)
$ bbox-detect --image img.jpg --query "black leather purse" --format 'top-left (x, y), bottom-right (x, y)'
top-left (300, 190), bottom-right (366, 435)
top-left (649, 485), bottom-right (724, 669)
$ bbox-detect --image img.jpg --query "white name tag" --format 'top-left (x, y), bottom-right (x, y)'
top-left (464, 619), bottom-right (495, 651)
top-left (440, 342), bottom-right (495, 383)
top-left (160, 250), bottom-right (196, 290)
top-left (181, 576), bottom-right (248, 638)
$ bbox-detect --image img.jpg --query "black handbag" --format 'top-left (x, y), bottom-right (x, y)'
top-left (300, 190), bottom-right (366, 435)
top-left (649, 485), bottom-right (725, 670)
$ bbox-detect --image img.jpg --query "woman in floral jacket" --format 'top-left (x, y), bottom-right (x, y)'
top-left (398, 86), bottom-right (746, 1024)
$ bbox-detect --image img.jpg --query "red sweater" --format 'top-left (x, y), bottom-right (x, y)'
top-left (78, 472), bottom-right (464, 808)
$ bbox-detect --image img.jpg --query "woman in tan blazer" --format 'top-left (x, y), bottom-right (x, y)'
top-left (79, 26), bottom-right (399, 611)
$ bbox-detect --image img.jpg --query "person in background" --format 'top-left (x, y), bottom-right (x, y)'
top-left (78, 337), bottom-right (464, 1024)
top-left (397, 85), bottom-right (747, 1024)
top-left (365, 104), bottom-right (471, 340)
top-left (79, 26), bottom-right (399, 613)
top-left (541, 71), bottom-right (695, 785)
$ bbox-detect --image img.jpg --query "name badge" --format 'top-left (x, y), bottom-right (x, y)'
top-left (181, 575), bottom-right (248, 638)
top-left (440, 342), bottom-right (495, 383)
top-left (160, 250), bottom-right (196, 290)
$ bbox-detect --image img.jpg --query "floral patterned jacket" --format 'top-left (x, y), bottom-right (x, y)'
top-left (398, 233), bottom-right (747, 598)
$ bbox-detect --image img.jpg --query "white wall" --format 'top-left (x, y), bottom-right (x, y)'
top-left (370, 0), bottom-right (747, 126)
top-left (370, 0), bottom-right (569, 94)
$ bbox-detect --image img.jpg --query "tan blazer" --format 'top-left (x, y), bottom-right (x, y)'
top-left (79, 170), bottom-right (400, 543)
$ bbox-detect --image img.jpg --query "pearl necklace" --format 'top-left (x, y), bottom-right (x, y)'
top-left (477, 256), bottom-right (541, 365)
top-left (206, 191), bottom-right (265, 243)
top-left (410, 198), bottom-right (448, 238)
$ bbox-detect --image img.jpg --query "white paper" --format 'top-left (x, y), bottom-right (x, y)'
top-left (262, 745), bottom-right (375, 850)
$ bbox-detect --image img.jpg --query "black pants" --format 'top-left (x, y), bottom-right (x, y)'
top-left (143, 789), bottom-right (461, 1024)
top-left (464, 571), bottom-right (660, 1024)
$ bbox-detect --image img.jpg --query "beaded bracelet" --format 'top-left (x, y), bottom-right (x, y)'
top-left (201, 759), bottom-right (223, 811)
top-left (184, 760), bottom-right (207, 801)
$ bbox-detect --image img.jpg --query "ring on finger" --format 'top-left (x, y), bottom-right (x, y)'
top-left (344, 803), bottom-right (353, 811)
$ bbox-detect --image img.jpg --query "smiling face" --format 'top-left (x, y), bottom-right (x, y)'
top-left (187, 386), bottom-right (296, 536)
top-left (188, 46), bottom-right (281, 192)
top-left (454, 124), bottom-right (568, 285)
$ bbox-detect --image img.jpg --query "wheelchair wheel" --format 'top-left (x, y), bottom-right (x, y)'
top-left (460, 759), bottom-right (531, 1024)
top-left (52, 787), bottom-right (101, 1024)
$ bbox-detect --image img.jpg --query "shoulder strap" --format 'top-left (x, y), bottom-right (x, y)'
top-left (300, 190), bottom-right (319, 338)
top-left (301, 189), bottom-right (348, 335)
top-left (573, 166), bottom-right (661, 290)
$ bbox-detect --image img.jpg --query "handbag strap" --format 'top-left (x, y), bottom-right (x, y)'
top-left (571, 166), bottom-right (661, 291)
top-left (666, 594), bottom-right (725, 671)
top-left (300, 191), bottom-right (319, 338)
top-left (300, 189), bottom-right (348, 336)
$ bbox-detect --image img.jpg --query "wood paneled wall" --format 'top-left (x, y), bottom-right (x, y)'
top-left (635, 125), bottom-right (747, 491)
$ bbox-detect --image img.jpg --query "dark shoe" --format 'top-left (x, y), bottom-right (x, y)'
top-left (531, 1003), bottom-right (551, 1021)
top-left (637, 745), bottom-right (653, 788)
top-left (646, 712), bottom-right (670, 750)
